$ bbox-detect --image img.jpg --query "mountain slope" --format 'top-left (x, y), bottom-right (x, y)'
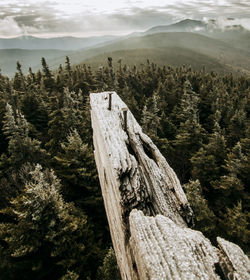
top-left (2, 31), bottom-right (250, 76)
top-left (0, 49), bottom-right (72, 76)
top-left (82, 48), bottom-right (227, 73)
top-left (48, 32), bottom-right (250, 75)
top-left (145, 19), bottom-right (250, 53)
top-left (205, 30), bottom-right (250, 52)
top-left (146, 19), bottom-right (207, 34)
top-left (0, 35), bottom-right (119, 50)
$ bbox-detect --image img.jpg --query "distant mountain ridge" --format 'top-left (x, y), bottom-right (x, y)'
top-left (145, 18), bottom-right (250, 34)
top-left (48, 31), bottom-right (250, 76)
top-left (146, 19), bottom-right (208, 34)
top-left (0, 35), bottom-right (119, 50)
top-left (1, 18), bottom-right (250, 76)
top-left (143, 19), bottom-right (250, 53)
top-left (0, 49), bottom-right (72, 76)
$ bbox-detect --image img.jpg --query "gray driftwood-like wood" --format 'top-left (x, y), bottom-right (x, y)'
top-left (90, 91), bottom-right (250, 280)
top-left (129, 210), bottom-right (250, 280)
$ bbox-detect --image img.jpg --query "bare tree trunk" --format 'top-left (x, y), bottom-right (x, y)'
top-left (90, 92), bottom-right (250, 280)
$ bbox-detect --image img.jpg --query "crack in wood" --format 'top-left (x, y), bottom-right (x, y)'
top-left (90, 92), bottom-right (250, 280)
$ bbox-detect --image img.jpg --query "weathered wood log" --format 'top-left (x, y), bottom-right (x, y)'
top-left (129, 210), bottom-right (250, 280)
top-left (90, 91), bottom-right (250, 280)
top-left (129, 210), bottom-right (220, 280)
top-left (216, 237), bottom-right (250, 280)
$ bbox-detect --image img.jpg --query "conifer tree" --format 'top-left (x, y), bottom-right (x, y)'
top-left (179, 79), bottom-right (200, 123)
top-left (172, 84), bottom-right (206, 182)
top-left (0, 164), bottom-right (92, 279)
top-left (13, 61), bottom-right (26, 91)
top-left (41, 57), bottom-right (51, 79)
top-left (228, 109), bottom-right (247, 147)
top-left (41, 57), bottom-right (54, 91)
top-left (238, 126), bottom-right (250, 209)
top-left (65, 56), bottom-right (72, 76)
top-left (0, 59), bottom-right (249, 277)
top-left (46, 88), bottom-right (85, 154)
top-left (212, 142), bottom-right (246, 208)
top-left (36, 69), bottom-right (42, 85)
top-left (220, 201), bottom-right (249, 254)
top-left (54, 129), bottom-right (98, 203)
top-left (141, 92), bottom-right (160, 137)
top-left (53, 129), bottom-right (108, 246)
top-left (183, 180), bottom-right (216, 237)
top-left (21, 91), bottom-right (49, 135)
top-left (97, 248), bottom-right (121, 280)
top-left (191, 118), bottom-right (227, 190)
top-left (28, 67), bottom-right (36, 84)
top-left (2, 103), bottom-right (47, 169)
top-left (164, 79), bottom-right (204, 180)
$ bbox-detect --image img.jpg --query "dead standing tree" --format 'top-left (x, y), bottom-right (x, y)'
top-left (90, 92), bottom-right (250, 280)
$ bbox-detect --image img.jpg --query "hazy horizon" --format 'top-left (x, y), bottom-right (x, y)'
top-left (1, 0), bottom-right (250, 38)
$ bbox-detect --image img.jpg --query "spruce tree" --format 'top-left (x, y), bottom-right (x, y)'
top-left (220, 201), bottom-right (249, 254)
top-left (169, 79), bottom-right (206, 182)
top-left (46, 88), bottom-right (85, 154)
top-left (2, 103), bottom-right (47, 169)
top-left (0, 164), bottom-right (91, 279)
top-left (212, 142), bottom-right (246, 208)
top-left (141, 92), bottom-right (160, 137)
top-left (54, 129), bottom-right (98, 204)
top-left (41, 57), bottom-right (54, 92)
top-left (183, 180), bottom-right (216, 239)
top-left (191, 118), bottom-right (227, 193)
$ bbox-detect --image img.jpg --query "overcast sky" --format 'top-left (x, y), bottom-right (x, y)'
top-left (0, 0), bottom-right (250, 37)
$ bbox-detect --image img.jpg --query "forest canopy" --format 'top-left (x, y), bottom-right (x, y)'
top-left (0, 57), bottom-right (249, 279)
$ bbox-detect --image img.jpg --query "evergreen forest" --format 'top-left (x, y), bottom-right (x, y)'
top-left (0, 57), bottom-right (249, 279)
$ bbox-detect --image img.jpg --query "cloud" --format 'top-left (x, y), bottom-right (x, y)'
top-left (0, 1), bottom-right (63, 36)
top-left (0, 0), bottom-right (249, 37)
top-left (0, 16), bottom-right (23, 37)
top-left (240, 18), bottom-right (250, 30)
top-left (204, 17), bottom-right (250, 31)
top-left (0, 3), bottom-right (178, 37)
top-left (110, 8), bottom-right (175, 29)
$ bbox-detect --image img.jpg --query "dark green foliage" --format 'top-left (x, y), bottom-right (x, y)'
top-left (53, 129), bottom-right (106, 236)
top-left (220, 201), bottom-right (249, 255)
top-left (60, 270), bottom-right (79, 280)
top-left (0, 165), bottom-right (91, 279)
top-left (191, 121), bottom-right (227, 190)
top-left (141, 92), bottom-right (160, 137)
top-left (2, 103), bottom-right (47, 169)
top-left (21, 91), bottom-right (49, 134)
top-left (0, 56), bottom-right (250, 278)
top-left (41, 57), bottom-right (55, 92)
top-left (184, 180), bottom-right (216, 238)
top-left (97, 248), bottom-right (121, 280)
top-left (211, 142), bottom-right (246, 207)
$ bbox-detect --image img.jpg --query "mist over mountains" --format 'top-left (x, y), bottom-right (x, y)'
top-left (145, 18), bottom-right (250, 34)
top-left (0, 19), bottom-right (250, 76)
top-left (0, 35), bottom-right (119, 50)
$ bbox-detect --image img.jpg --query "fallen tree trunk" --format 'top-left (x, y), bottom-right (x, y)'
top-left (90, 91), bottom-right (250, 280)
